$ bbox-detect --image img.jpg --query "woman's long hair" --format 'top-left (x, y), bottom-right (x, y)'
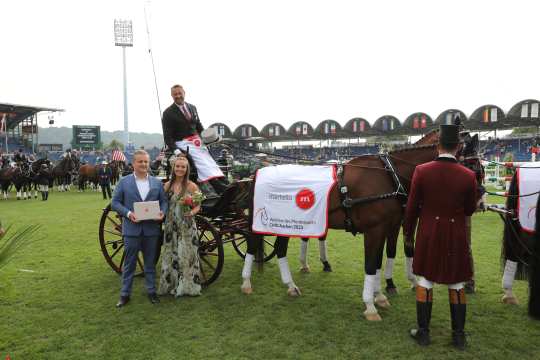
top-left (168, 155), bottom-right (190, 197)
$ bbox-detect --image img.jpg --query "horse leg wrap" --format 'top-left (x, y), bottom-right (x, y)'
top-left (318, 239), bottom-right (328, 263)
top-left (384, 258), bottom-right (395, 280)
top-left (278, 257), bottom-right (293, 286)
top-left (362, 274), bottom-right (376, 305)
top-left (502, 260), bottom-right (517, 290)
top-left (374, 269), bottom-right (390, 308)
top-left (299, 239), bottom-right (309, 270)
top-left (242, 253), bottom-right (254, 280)
top-left (405, 257), bottom-right (417, 287)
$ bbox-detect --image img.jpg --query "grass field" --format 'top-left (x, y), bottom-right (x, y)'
top-left (1, 190), bottom-right (540, 359)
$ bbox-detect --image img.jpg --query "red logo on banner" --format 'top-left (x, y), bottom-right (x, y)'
top-left (194, 139), bottom-right (201, 147)
top-left (295, 188), bottom-right (315, 210)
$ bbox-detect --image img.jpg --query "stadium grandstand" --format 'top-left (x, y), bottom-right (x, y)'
top-left (208, 99), bottom-right (540, 164)
top-left (0, 102), bottom-right (64, 154)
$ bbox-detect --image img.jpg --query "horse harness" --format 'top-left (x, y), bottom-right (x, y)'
top-left (337, 153), bottom-right (408, 235)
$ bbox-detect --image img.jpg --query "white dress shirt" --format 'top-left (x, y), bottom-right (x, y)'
top-left (134, 173), bottom-right (150, 200)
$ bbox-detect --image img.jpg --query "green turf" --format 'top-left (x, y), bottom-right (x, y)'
top-left (1, 191), bottom-right (539, 359)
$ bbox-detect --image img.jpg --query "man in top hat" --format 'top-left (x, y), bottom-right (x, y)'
top-left (161, 84), bottom-right (228, 194)
top-left (403, 122), bottom-right (478, 350)
top-left (98, 160), bottom-right (113, 200)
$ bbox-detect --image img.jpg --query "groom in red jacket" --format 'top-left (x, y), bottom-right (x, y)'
top-left (403, 122), bottom-right (478, 350)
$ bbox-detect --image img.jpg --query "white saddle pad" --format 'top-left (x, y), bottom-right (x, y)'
top-left (517, 162), bottom-right (540, 233)
top-left (175, 135), bottom-right (224, 182)
top-left (252, 164), bottom-right (337, 238)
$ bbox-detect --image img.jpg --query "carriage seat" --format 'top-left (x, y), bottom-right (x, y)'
top-left (200, 183), bottom-right (240, 217)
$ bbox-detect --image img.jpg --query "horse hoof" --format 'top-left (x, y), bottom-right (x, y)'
top-left (287, 286), bottom-right (301, 297)
top-left (385, 286), bottom-right (398, 296)
top-left (364, 311), bottom-right (382, 321)
top-left (502, 295), bottom-right (519, 305)
top-left (322, 261), bottom-right (332, 272)
top-left (376, 298), bottom-right (391, 309)
top-left (299, 266), bottom-right (310, 273)
top-left (241, 286), bottom-right (253, 295)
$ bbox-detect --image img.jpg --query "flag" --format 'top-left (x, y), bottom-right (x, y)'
top-left (483, 108), bottom-right (489, 123)
top-left (241, 127), bottom-right (246, 137)
top-left (330, 123), bottom-right (336, 134)
top-left (111, 149), bottom-right (126, 162)
top-left (413, 117), bottom-right (419, 129)
top-left (382, 119), bottom-right (388, 131)
top-left (296, 125), bottom-right (301, 135)
top-left (359, 120), bottom-right (365, 132)
top-left (324, 123), bottom-right (329, 134)
top-left (521, 103), bottom-right (528, 118)
top-left (532, 103), bottom-right (539, 118)
top-left (302, 124), bottom-right (308, 135)
top-left (491, 108), bottom-right (498, 122)
top-left (421, 115), bottom-right (427, 128)
top-left (352, 121), bottom-right (357, 132)
top-left (269, 127), bottom-right (274, 136)
top-left (275, 126), bottom-right (280, 136)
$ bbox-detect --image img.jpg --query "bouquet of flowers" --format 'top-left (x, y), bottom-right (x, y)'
top-left (179, 191), bottom-right (205, 215)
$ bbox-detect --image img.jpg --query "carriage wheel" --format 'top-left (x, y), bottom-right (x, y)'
top-left (98, 204), bottom-right (161, 276)
top-left (231, 230), bottom-right (277, 262)
top-left (195, 215), bottom-right (224, 287)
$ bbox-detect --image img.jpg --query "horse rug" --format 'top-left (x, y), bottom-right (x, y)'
top-left (175, 135), bottom-right (225, 182)
top-left (517, 162), bottom-right (540, 233)
top-left (252, 164), bottom-right (337, 238)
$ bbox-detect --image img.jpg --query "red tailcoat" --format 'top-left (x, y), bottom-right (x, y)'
top-left (403, 157), bottom-right (477, 284)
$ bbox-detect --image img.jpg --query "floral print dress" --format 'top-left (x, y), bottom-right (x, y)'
top-left (158, 191), bottom-right (203, 297)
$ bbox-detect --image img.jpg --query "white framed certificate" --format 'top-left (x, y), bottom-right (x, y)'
top-left (133, 201), bottom-right (161, 220)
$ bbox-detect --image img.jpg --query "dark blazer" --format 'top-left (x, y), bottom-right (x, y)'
top-left (161, 102), bottom-right (204, 150)
top-left (111, 174), bottom-right (168, 237)
top-left (403, 157), bottom-right (477, 284)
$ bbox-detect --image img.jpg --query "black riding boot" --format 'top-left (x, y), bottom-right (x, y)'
top-left (41, 191), bottom-right (46, 201)
top-left (45, 191), bottom-right (49, 201)
top-left (410, 286), bottom-right (432, 346)
top-left (449, 288), bottom-right (467, 350)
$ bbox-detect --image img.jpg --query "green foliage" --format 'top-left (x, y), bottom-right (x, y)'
top-left (0, 223), bottom-right (41, 271)
top-left (0, 192), bottom-right (539, 359)
top-left (511, 126), bottom-right (538, 135)
top-left (105, 139), bottom-right (124, 151)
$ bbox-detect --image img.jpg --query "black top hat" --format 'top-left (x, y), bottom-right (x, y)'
top-left (439, 124), bottom-right (460, 146)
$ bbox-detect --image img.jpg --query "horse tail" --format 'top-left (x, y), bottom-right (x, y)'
top-left (528, 192), bottom-right (540, 319)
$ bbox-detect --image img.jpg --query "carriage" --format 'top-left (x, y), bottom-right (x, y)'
top-left (98, 178), bottom-right (277, 287)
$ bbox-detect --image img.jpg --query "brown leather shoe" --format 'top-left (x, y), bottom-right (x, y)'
top-left (116, 295), bottom-right (130, 308)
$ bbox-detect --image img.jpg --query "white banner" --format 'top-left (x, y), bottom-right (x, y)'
top-left (517, 162), bottom-right (540, 233)
top-left (252, 164), bottom-right (337, 238)
top-left (175, 135), bottom-right (224, 182)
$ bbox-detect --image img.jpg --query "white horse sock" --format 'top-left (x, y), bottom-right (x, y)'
top-left (278, 257), bottom-right (294, 286)
top-left (384, 258), bottom-right (395, 280)
top-left (299, 240), bottom-right (309, 267)
top-left (363, 274), bottom-right (376, 304)
top-left (502, 260), bottom-right (518, 290)
top-left (405, 257), bottom-right (417, 285)
top-left (242, 253), bottom-right (254, 280)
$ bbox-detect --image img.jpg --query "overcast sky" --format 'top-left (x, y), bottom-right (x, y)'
top-left (1, 0), bottom-right (538, 135)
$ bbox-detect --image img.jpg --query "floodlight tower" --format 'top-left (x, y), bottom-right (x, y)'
top-left (114, 19), bottom-right (133, 148)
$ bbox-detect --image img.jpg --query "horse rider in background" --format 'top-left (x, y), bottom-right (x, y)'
top-left (98, 161), bottom-right (113, 200)
top-left (37, 163), bottom-right (51, 201)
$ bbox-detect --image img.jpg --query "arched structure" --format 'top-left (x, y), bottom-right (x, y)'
top-left (507, 99), bottom-right (540, 126)
top-left (209, 122), bottom-right (234, 139)
top-left (288, 121), bottom-right (314, 138)
top-left (233, 124), bottom-right (261, 140)
top-left (435, 109), bottom-right (468, 125)
top-left (260, 122), bottom-right (289, 140)
top-left (314, 119), bottom-right (343, 139)
top-left (344, 117), bottom-right (372, 136)
top-left (403, 112), bottom-right (433, 134)
top-left (372, 115), bottom-right (401, 134)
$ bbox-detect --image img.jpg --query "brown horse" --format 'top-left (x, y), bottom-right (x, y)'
top-left (52, 155), bottom-right (77, 191)
top-left (78, 164), bottom-right (99, 191)
top-left (241, 134), bottom-right (481, 321)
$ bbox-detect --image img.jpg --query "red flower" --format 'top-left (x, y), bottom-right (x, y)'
top-left (183, 196), bottom-right (193, 207)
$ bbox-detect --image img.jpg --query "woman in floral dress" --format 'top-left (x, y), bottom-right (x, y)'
top-left (158, 155), bottom-right (205, 297)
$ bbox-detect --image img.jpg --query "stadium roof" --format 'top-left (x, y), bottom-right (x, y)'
top-left (209, 99), bottom-right (540, 142)
top-left (0, 102), bottom-right (65, 130)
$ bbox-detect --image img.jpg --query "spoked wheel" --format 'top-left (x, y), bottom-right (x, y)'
top-left (196, 215), bottom-right (224, 287)
top-left (231, 230), bottom-right (277, 262)
top-left (98, 204), bottom-right (161, 276)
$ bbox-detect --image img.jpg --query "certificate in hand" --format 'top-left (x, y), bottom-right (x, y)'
top-left (133, 201), bottom-right (161, 220)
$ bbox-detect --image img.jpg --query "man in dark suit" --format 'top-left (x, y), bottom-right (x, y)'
top-left (403, 123), bottom-right (478, 350)
top-left (98, 161), bottom-right (113, 199)
top-left (112, 150), bottom-right (168, 308)
top-left (161, 84), bottom-right (228, 194)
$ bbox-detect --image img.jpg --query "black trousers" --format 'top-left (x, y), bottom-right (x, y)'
top-left (101, 184), bottom-right (112, 199)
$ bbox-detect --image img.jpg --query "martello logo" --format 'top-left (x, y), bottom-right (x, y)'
top-left (295, 188), bottom-right (315, 210)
